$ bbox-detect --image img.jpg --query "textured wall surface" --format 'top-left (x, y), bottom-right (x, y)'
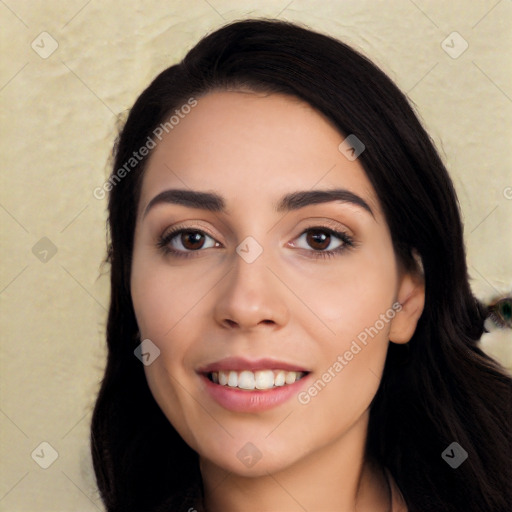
top-left (1, 1), bottom-right (511, 510)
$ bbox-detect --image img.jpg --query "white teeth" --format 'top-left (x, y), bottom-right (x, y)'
top-left (238, 370), bottom-right (256, 390)
top-left (274, 371), bottom-right (286, 387)
top-left (255, 370), bottom-right (274, 390)
top-left (228, 371), bottom-right (238, 387)
top-left (285, 371), bottom-right (297, 385)
top-left (211, 369), bottom-right (305, 390)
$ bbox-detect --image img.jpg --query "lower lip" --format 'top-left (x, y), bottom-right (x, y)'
top-left (200, 374), bottom-right (310, 412)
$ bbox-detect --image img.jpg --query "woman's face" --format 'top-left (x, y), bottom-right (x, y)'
top-left (131, 90), bottom-right (417, 476)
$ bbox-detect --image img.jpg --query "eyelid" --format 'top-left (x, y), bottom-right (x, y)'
top-left (160, 221), bottom-right (222, 243)
top-left (291, 217), bottom-right (354, 237)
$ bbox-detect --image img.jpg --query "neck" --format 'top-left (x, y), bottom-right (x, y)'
top-left (199, 411), bottom-right (390, 512)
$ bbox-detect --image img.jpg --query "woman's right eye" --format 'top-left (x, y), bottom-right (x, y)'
top-left (158, 229), bottom-right (220, 256)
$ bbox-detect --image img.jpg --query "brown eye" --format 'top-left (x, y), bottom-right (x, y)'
top-left (291, 227), bottom-right (353, 259)
top-left (159, 229), bottom-right (219, 254)
top-left (180, 231), bottom-right (206, 250)
top-left (306, 230), bottom-right (332, 250)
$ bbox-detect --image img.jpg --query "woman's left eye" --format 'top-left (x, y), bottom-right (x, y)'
top-left (292, 228), bottom-right (354, 256)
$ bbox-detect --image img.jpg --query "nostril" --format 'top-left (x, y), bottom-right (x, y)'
top-left (222, 318), bottom-right (275, 328)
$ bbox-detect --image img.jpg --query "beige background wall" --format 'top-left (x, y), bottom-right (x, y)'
top-left (1, 1), bottom-right (510, 510)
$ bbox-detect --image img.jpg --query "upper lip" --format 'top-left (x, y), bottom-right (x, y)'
top-left (197, 356), bottom-right (310, 374)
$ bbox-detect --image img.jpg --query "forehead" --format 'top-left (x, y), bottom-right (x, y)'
top-left (138, 91), bottom-right (380, 216)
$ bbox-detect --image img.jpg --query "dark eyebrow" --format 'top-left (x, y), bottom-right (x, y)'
top-left (143, 189), bottom-right (225, 218)
top-left (276, 189), bottom-right (373, 216)
top-left (143, 188), bottom-right (373, 219)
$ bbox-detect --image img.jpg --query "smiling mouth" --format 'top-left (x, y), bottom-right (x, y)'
top-left (206, 369), bottom-right (309, 391)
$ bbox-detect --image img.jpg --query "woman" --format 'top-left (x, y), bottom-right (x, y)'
top-left (90, 19), bottom-right (511, 512)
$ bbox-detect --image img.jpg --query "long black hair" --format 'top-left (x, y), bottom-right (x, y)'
top-left (90, 19), bottom-right (512, 511)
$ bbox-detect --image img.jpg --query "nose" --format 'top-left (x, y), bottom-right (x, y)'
top-left (213, 253), bottom-right (290, 331)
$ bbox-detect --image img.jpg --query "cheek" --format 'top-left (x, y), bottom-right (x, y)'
top-left (296, 294), bottom-right (394, 436)
top-left (286, 249), bottom-right (398, 340)
top-left (131, 251), bottom-right (215, 339)
top-left (134, 291), bottom-right (208, 452)
top-left (288, 245), bottom-right (397, 407)
top-left (131, 251), bottom-right (220, 450)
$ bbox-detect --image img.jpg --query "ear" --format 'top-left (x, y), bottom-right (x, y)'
top-left (388, 267), bottom-right (425, 345)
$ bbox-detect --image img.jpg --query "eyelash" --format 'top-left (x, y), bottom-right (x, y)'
top-left (156, 226), bottom-right (355, 260)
